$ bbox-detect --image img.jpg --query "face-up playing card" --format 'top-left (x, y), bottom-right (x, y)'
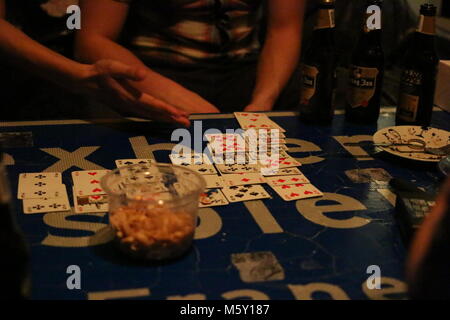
top-left (115, 159), bottom-right (153, 168)
top-left (203, 175), bottom-right (225, 189)
top-left (207, 137), bottom-right (247, 156)
top-left (234, 113), bottom-right (286, 132)
top-left (259, 154), bottom-right (301, 170)
top-left (199, 189), bottom-right (229, 207)
top-left (18, 172), bottom-right (63, 199)
top-left (265, 174), bottom-right (310, 186)
top-left (18, 183), bottom-right (67, 200)
top-left (205, 133), bottom-right (241, 144)
top-left (243, 129), bottom-right (286, 139)
top-left (122, 172), bottom-right (163, 185)
top-left (23, 196), bottom-right (70, 214)
top-left (215, 164), bottom-right (260, 174)
top-left (73, 191), bottom-right (109, 213)
top-left (222, 173), bottom-right (267, 187)
top-left (222, 184), bottom-right (271, 203)
top-left (169, 152), bottom-right (212, 165)
top-left (262, 167), bottom-right (303, 176)
top-left (71, 170), bottom-right (110, 187)
top-left (271, 183), bottom-right (323, 201)
top-left (72, 170), bottom-right (110, 197)
top-left (175, 163), bottom-right (217, 175)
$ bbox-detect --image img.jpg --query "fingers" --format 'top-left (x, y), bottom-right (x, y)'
top-left (95, 59), bottom-right (147, 81)
top-left (139, 93), bottom-right (190, 126)
top-left (96, 76), bottom-right (190, 127)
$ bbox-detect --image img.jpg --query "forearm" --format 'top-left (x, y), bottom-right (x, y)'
top-left (76, 35), bottom-right (219, 113)
top-left (0, 19), bottom-right (87, 89)
top-left (251, 27), bottom-right (302, 110)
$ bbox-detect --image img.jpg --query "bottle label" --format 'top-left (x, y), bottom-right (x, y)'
top-left (398, 93), bottom-right (420, 122)
top-left (397, 69), bottom-right (423, 122)
top-left (300, 64), bottom-right (319, 104)
top-left (315, 9), bottom-right (335, 30)
top-left (418, 15), bottom-right (436, 35)
top-left (347, 65), bottom-right (379, 108)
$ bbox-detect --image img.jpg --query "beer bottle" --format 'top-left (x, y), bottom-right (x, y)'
top-left (299, 0), bottom-right (336, 125)
top-left (396, 4), bottom-right (439, 127)
top-left (345, 0), bottom-right (384, 124)
top-left (0, 146), bottom-right (31, 299)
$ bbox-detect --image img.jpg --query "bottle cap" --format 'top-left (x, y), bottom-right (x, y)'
top-left (420, 4), bottom-right (437, 16)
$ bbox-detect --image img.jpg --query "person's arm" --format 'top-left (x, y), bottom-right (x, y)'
top-left (245, 0), bottom-right (306, 111)
top-left (75, 0), bottom-right (220, 115)
top-left (0, 1), bottom-right (189, 126)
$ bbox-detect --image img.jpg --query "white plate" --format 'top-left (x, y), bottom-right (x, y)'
top-left (373, 126), bottom-right (450, 163)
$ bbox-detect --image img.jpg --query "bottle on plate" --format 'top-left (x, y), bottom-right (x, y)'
top-left (0, 145), bottom-right (31, 299)
top-left (395, 4), bottom-right (439, 127)
top-left (299, 0), bottom-right (337, 125)
top-left (345, 0), bottom-right (385, 124)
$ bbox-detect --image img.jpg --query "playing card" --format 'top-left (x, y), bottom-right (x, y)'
top-left (18, 183), bottom-right (67, 200)
top-left (175, 163), bottom-right (217, 175)
top-left (262, 167), bottom-right (303, 176)
top-left (115, 159), bottom-right (153, 168)
top-left (73, 191), bottom-right (109, 213)
top-left (215, 164), bottom-right (260, 174)
top-left (199, 189), bottom-right (229, 207)
top-left (19, 172), bottom-right (61, 186)
top-left (71, 170), bottom-right (110, 197)
top-left (222, 173), bottom-right (266, 187)
top-left (207, 137), bottom-right (247, 156)
top-left (23, 196), bottom-right (70, 214)
top-left (265, 174), bottom-right (310, 186)
top-left (204, 133), bottom-right (240, 143)
top-left (71, 170), bottom-right (110, 187)
top-left (222, 184), bottom-right (271, 203)
top-left (203, 175), bottom-right (225, 189)
top-left (271, 183), bottom-right (323, 201)
top-left (18, 172), bottom-right (63, 199)
top-left (259, 154), bottom-right (301, 170)
top-left (122, 172), bottom-right (162, 185)
top-left (234, 113), bottom-right (286, 132)
top-left (169, 152), bottom-right (212, 165)
top-left (243, 129), bottom-right (285, 139)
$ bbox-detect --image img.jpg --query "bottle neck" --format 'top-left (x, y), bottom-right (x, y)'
top-left (417, 15), bottom-right (436, 36)
top-left (315, 7), bottom-right (335, 30)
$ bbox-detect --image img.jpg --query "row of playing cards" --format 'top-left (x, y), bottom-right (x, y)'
top-left (234, 112), bottom-right (286, 132)
top-left (18, 172), bottom-right (70, 214)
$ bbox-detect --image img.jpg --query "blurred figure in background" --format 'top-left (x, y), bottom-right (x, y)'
top-left (407, 177), bottom-right (450, 299)
top-left (75, 0), bottom-right (306, 113)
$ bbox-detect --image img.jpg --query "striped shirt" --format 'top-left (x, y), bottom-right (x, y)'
top-left (115, 0), bottom-right (264, 65)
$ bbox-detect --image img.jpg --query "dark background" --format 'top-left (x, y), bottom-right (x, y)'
top-left (1, 0), bottom-right (450, 121)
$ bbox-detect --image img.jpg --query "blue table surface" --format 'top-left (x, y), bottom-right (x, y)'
top-left (1, 109), bottom-right (449, 300)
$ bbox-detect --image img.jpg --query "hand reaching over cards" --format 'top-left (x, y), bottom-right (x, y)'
top-left (74, 60), bottom-right (191, 127)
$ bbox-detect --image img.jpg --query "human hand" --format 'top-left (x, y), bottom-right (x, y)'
top-left (74, 60), bottom-right (190, 127)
